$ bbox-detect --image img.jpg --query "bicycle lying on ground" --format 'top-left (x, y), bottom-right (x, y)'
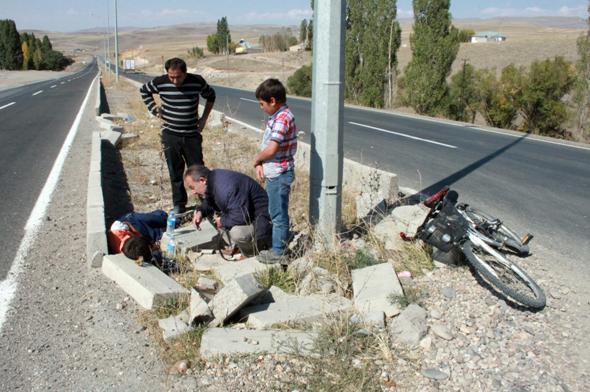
top-left (401, 186), bottom-right (546, 310)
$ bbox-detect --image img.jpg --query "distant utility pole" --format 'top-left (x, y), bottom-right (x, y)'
top-left (309, 0), bottom-right (345, 248)
top-left (114, 0), bottom-right (119, 81)
top-left (105, 0), bottom-right (110, 69)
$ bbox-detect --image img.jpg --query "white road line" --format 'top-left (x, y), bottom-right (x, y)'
top-left (0, 75), bottom-right (98, 333)
top-left (32, 90), bottom-right (43, 96)
top-left (239, 98), bottom-right (258, 104)
top-left (50, 85), bottom-right (57, 88)
top-left (349, 121), bottom-right (457, 149)
top-left (0, 102), bottom-right (16, 110)
top-left (470, 127), bottom-right (590, 151)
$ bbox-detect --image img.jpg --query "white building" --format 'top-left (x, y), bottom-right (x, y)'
top-left (471, 31), bottom-right (506, 43)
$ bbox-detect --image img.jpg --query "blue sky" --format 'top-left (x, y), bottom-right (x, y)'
top-left (1, 0), bottom-right (587, 32)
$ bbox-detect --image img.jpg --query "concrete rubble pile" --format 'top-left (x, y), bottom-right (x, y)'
top-left (101, 202), bottom-right (439, 360)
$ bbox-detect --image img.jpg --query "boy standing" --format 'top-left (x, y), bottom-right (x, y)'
top-left (253, 79), bottom-right (297, 264)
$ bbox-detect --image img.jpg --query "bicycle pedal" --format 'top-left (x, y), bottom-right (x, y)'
top-left (521, 233), bottom-right (534, 245)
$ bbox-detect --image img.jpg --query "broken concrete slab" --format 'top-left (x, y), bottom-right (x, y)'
top-left (242, 293), bottom-right (353, 329)
top-left (388, 303), bottom-right (427, 347)
top-left (212, 257), bottom-right (270, 285)
top-left (161, 221), bottom-right (218, 255)
top-left (102, 253), bottom-right (189, 309)
top-left (199, 328), bottom-right (317, 359)
top-left (100, 129), bottom-right (122, 147)
top-left (195, 276), bottom-right (218, 292)
top-left (159, 312), bottom-right (192, 342)
top-left (209, 273), bottom-right (266, 326)
top-left (350, 311), bottom-right (386, 329)
top-left (372, 217), bottom-right (407, 251)
top-left (189, 289), bottom-right (213, 325)
top-left (249, 285), bottom-right (289, 306)
top-left (192, 254), bottom-right (225, 272)
top-left (390, 204), bottom-right (430, 237)
top-left (351, 262), bottom-right (404, 318)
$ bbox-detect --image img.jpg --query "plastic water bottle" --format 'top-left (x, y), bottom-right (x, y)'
top-left (166, 233), bottom-right (176, 259)
top-left (166, 209), bottom-right (176, 236)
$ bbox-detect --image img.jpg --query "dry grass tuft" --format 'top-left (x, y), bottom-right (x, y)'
top-left (288, 312), bottom-right (392, 392)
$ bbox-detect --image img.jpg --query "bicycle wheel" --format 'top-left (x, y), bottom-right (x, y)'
top-left (462, 240), bottom-right (545, 309)
top-left (459, 205), bottom-right (530, 256)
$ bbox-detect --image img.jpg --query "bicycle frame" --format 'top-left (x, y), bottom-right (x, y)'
top-left (466, 230), bottom-right (514, 277)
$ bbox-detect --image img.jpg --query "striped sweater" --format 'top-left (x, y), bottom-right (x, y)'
top-left (139, 73), bottom-right (216, 134)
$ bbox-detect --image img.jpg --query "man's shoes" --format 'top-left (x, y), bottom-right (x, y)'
top-left (257, 250), bottom-right (289, 265)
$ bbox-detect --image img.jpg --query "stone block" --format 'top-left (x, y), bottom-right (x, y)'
top-left (372, 217), bottom-right (407, 251)
top-left (388, 303), bottom-right (427, 347)
top-left (209, 273), bottom-right (266, 325)
top-left (100, 129), bottom-right (122, 147)
top-left (159, 312), bottom-right (192, 342)
top-left (192, 254), bottom-right (225, 272)
top-left (195, 276), bottom-right (218, 292)
top-left (161, 221), bottom-right (218, 255)
top-left (242, 293), bottom-right (353, 329)
top-left (390, 204), bottom-right (430, 237)
top-left (351, 262), bottom-right (404, 318)
top-left (212, 257), bottom-right (270, 285)
top-left (200, 328), bottom-right (317, 359)
top-left (189, 289), bottom-right (213, 325)
top-left (350, 311), bottom-right (386, 329)
top-left (101, 253), bottom-right (189, 309)
top-left (86, 206), bottom-right (107, 268)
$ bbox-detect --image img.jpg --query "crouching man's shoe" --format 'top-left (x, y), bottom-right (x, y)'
top-left (257, 250), bottom-right (289, 265)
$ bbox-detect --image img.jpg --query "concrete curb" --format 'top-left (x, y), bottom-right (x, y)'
top-left (86, 129), bottom-right (108, 267)
top-left (95, 72), bottom-right (101, 116)
top-left (86, 75), bottom-right (121, 268)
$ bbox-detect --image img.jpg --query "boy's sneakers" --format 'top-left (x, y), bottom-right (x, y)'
top-left (257, 250), bottom-right (289, 265)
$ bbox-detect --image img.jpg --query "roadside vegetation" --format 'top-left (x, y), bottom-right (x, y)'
top-left (0, 19), bottom-right (73, 71)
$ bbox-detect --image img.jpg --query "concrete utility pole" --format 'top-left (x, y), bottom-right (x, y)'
top-left (309, 0), bottom-right (345, 248)
top-left (106, 0), bottom-right (110, 69)
top-left (114, 0), bottom-right (119, 81)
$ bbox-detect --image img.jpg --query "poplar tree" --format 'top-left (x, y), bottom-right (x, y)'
top-left (345, 0), bottom-right (401, 108)
top-left (216, 17), bottom-right (231, 55)
top-left (299, 19), bottom-right (308, 44)
top-left (401, 0), bottom-right (459, 115)
top-left (0, 19), bottom-right (23, 70)
top-left (573, 1), bottom-right (590, 141)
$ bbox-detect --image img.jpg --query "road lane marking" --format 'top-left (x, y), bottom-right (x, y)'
top-left (470, 127), bottom-right (590, 151)
top-left (0, 102), bottom-right (16, 110)
top-left (32, 90), bottom-right (43, 96)
top-left (50, 85), bottom-right (57, 88)
top-left (239, 98), bottom-right (258, 103)
top-left (349, 121), bottom-right (457, 149)
top-left (0, 74), bottom-right (99, 333)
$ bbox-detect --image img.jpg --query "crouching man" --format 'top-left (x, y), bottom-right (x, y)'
top-left (183, 165), bottom-right (272, 257)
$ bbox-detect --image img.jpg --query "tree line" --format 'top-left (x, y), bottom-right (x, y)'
top-left (286, 0), bottom-right (590, 142)
top-left (0, 19), bottom-right (73, 71)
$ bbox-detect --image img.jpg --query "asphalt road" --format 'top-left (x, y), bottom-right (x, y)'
top-left (0, 62), bottom-right (98, 280)
top-left (124, 70), bottom-right (590, 272)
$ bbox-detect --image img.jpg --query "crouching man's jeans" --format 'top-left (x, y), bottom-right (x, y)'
top-left (265, 169), bottom-right (294, 255)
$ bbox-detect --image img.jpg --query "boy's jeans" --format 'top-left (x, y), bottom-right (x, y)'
top-left (266, 169), bottom-right (294, 255)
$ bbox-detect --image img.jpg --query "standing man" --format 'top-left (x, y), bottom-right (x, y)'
top-left (140, 57), bottom-right (216, 214)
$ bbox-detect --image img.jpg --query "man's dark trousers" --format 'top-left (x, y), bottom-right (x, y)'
top-left (161, 130), bottom-right (203, 209)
